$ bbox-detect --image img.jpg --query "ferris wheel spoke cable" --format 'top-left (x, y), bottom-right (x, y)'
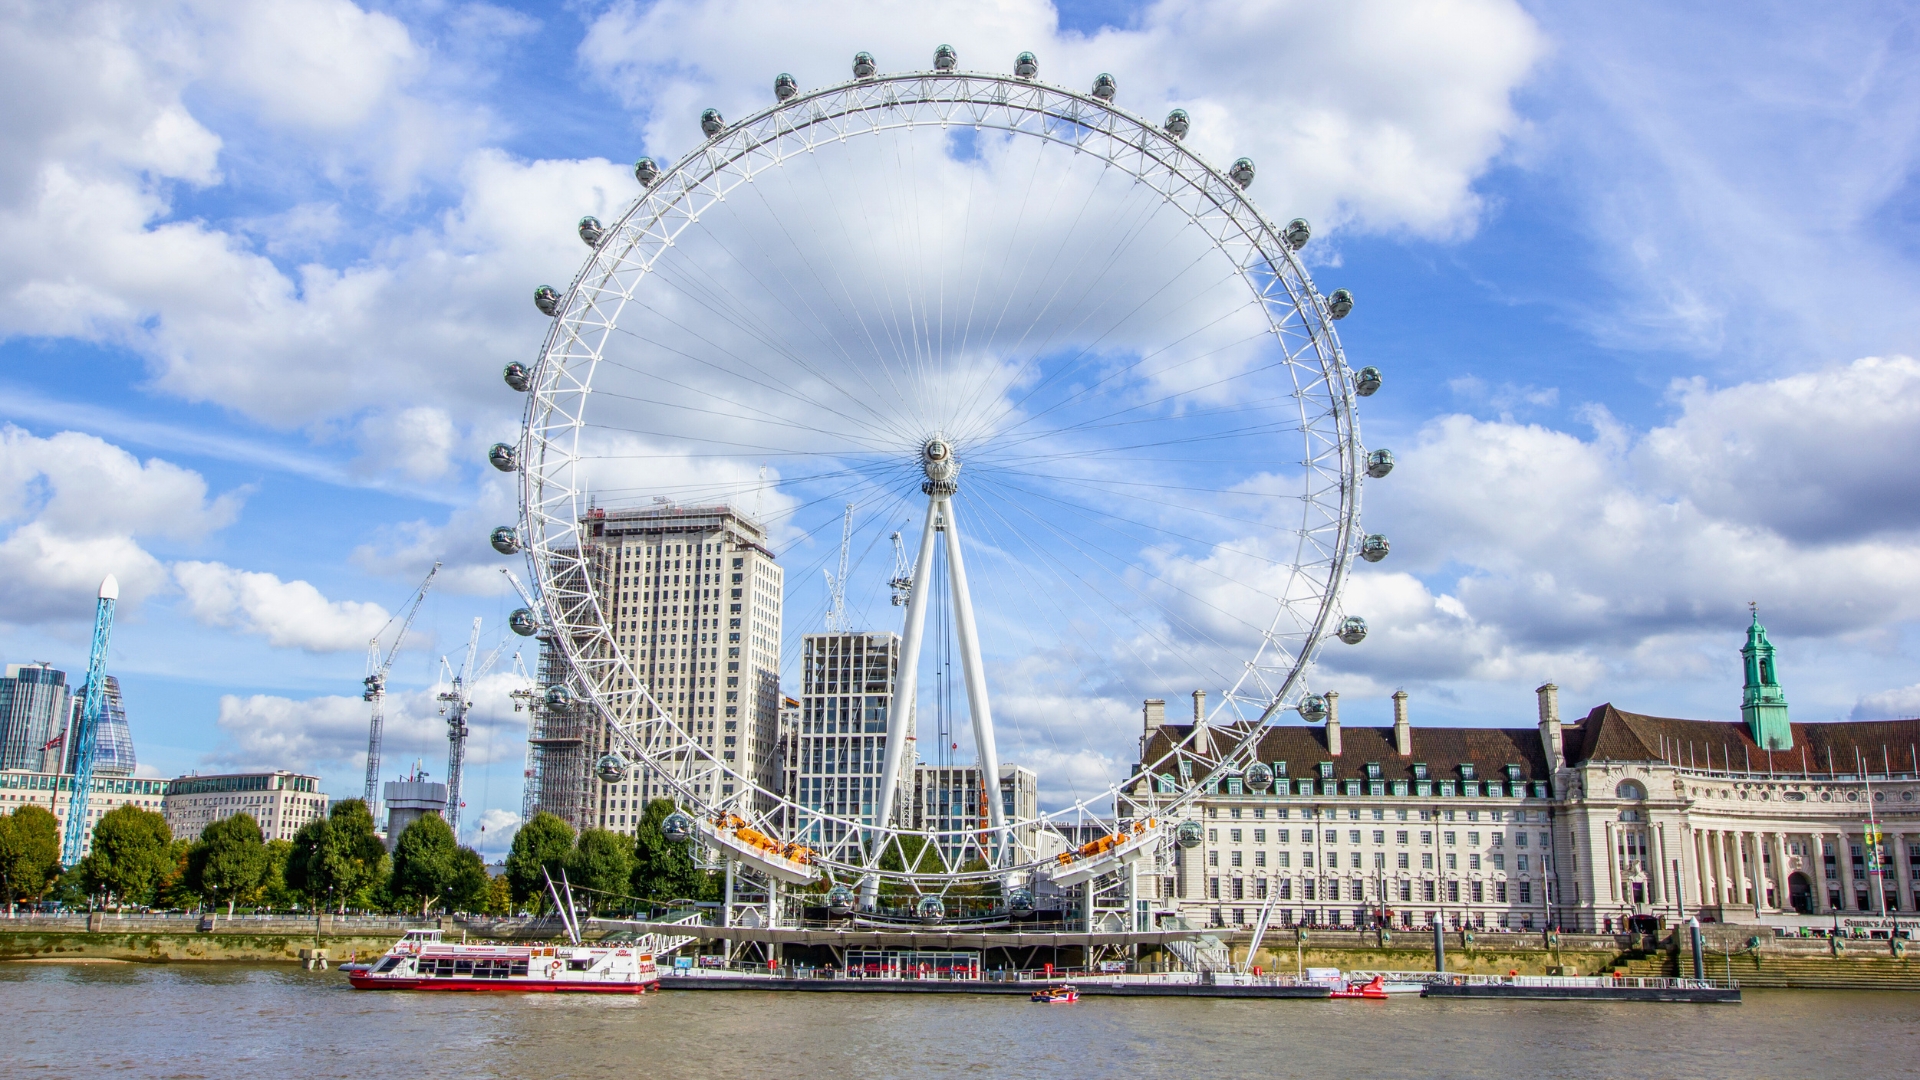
top-left (978, 468), bottom-right (1308, 564)
top-left (965, 472), bottom-right (1281, 646)
top-left (947, 177), bottom-right (1210, 437)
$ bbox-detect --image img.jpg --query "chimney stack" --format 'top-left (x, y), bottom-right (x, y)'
top-left (1143, 698), bottom-right (1165, 733)
top-left (1392, 690), bottom-right (1412, 756)
top-left (1192, 690), bottom-right (1206, 723)
top-left (1536, 682), bottom-right (1563, 773)
top-left (1325, 690), bottom-right (1341, 756)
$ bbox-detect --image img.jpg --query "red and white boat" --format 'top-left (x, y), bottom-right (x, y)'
top-left (1030, 983), bottom-right (1079, 1003)
top-left (1329, 975), bottom-right (1390, 1000)
top-left (348, 928), bottom-right (659, 993)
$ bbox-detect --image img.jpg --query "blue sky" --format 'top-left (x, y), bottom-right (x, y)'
top-left (2, 0), bottom-right (1917, 854)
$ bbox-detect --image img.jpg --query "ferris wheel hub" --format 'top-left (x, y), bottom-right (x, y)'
top-left (920, 436), bottom-right (959, 495)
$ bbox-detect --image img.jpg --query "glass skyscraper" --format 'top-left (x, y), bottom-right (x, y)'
top-left (0, 664), bottom-right (71, 772)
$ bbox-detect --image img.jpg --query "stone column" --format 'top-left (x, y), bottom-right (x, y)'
top-left (1743, 832), bottom-right (1759, 908)
top-left (1894, 831), bottom-right (1913, 913)
top-left (1693, 829), bottom-right (1712, 913)
top-left (1720, 826), bottom-right (1735, 903)
top-left (1770, 832), bottom-right (1790, 912)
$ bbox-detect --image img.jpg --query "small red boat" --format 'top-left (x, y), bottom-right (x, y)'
top-left (1330, 975), bottom-right (1390, 1000)
top-left (1031, 984), bottom-right (1079, 1003)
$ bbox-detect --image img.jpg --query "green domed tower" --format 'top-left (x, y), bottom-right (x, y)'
top-left (1741, 605), bottom-right (1792, 751)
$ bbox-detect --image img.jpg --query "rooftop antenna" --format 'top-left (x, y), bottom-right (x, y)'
top-left (822, 502), bottom-right (853, 630)
top-left (753, 463), bottom-right (768, 522)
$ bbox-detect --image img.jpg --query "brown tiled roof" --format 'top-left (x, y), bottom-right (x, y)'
top-left (1141, 723), bottom-right (1552, 782)
top-left (1567, 704), bottom-right (1920, 774)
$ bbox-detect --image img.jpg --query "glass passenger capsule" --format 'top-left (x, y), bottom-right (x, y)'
top-left (1354, 366), bottom-right (1382, 396)
top-left (1359, 533), bottom-right (1390, 563)
top-left (852, 52), bottom-right (876, 78)
top-left (488, 443), bottom-right (518, 472)
top-left (700, 108), bottom-right (725, 136)
top-left (1007, 887), bottom-right (1035, 915)
top-left (489, 526), bottom-right (520, 555)
top-left (1229, 157), bottom-right (1256, 189)
top-left (1013, 51), bottom-right (1038, 78)
top-left (826, 885), bottom-right (856, 915)
top-left (502, 361), bottom-right (531, 391)
top-left (933, 44), bottom-right (957, 71)
top-left (1337, 616), bottom-right (1369, 645)
top-left (774, 72), bottom-right (798, 100)
top-left (509, 608), bottom-right (540, 636)
top-left (545, 684), bottom-right (572, 706)
top-left (596, 754), bottom-right (629, 784)
top-left (533, 286), bottom-right (559, 316)
top-left (1366, 449), bottom-right (1394, 478)
top-left (1091, 73), bottom-right (1116, 100)
top-left (634, 157), bottom-right (660, 186)
top-left (1245, 762), bottom-right (1274, 792)
top-left (1297, 694), bottom-right (1329, 723)
top-left (1175, 820), bottom-right (1204, 848)
top-left (1284, 218), bottom-right (1312, 250)
top-left (916, 894), bottom-right (945, 923)
top-left (662, 812), bottom-right (695, 843)
top-left (578, 216), bottom-right (605, 247)
top-left (1164, 109), bottom-right (1190, 139)
top-left (1327, 288), bottom-right (1355, 319)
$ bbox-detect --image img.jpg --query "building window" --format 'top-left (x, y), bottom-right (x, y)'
top-left (1495, 881), bottom-right (1508, 903)
top-left (1254, 851), bottom-right (1267, 868)
top-left (1422, 853), bottom-right (1434, 870)
top-left (1208, 851), bottom-right (1218, 867)
top-left (1397, 853), bottom-right (1409, 869)
top-left (1518, 883), bottom-right (1532, 903)
top-left (1230, 851), bottom-right (1242, 867)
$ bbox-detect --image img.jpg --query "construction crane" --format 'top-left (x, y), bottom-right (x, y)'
top-left (438, 617), bottom-right (508, 837)
top-left (61, 576), bottom-right (118, 865)
top-left (889, 531), bottom-right (914, 606)
top-left (363, 563), bottom-right (440, 819)
top-left (822, 503), bottom-right (853, 630)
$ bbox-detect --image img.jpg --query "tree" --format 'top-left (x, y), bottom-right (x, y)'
top-left (187, 813), bottom-right (269, 915)
top-left (79, 804), bottom-right (173, 909)
top-left (448, 847), bottom-right (490, 914)
top-left (631, 800), bottom-right (715, 903)
top-left (390, 814), bottom-right (459, 916)
top-left (285, 800), bottom-right (388, 913)
top-left (568, 829), bottom-right (635, 913)
top-left (505, 812), bottom-right (575, 911)
top-left (483, 871), bottom-right (512, 916)
top-left (258, 840), bottom-right (296, 911)
top-left (0, 806), bottom-right (62, 912)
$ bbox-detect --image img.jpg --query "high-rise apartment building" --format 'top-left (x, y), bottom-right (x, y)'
top-left (534, 504), bottom-right (784, 835)
top-left (791, 631), bottom-right (902, 850)
top-left (0, 664), bottom-right (70, 773)
top-left (911, 763), bottom-right (1040, 865)
top-left (164, 771), bottom-right (329, 843)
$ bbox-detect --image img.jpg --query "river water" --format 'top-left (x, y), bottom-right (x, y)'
top-left (4, 963), bottom-right (1918, 1079)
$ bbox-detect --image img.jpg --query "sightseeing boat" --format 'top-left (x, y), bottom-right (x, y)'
top-left (347, 928), bottom-right (659, 993)
top-left (1329, 975), bottom-right (1390, 1000)
top-left (1030, 984), bottom-right (1079, 1003)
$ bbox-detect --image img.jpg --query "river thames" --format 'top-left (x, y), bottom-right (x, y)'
top-left (5, 963), bottom-right (1919, 1079)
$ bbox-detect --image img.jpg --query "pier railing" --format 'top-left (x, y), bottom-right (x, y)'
top-left (1347, 969), bottom-right (1736, 991)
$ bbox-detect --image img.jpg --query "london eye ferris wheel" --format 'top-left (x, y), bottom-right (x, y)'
top-left (494, 46), bottom-right (1393, 911)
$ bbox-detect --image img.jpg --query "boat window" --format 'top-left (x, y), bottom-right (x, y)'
top-left (511, 961), bottom-right (530, 977)
top-left (568, 958), bottom-right (593, 971)
top-left (374, 957), bottom-right (402, 973)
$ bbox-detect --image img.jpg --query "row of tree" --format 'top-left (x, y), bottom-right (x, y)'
top-left (0, 796), bottom-right (725, 915)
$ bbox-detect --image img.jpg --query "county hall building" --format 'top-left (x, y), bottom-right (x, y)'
top-left (1124, 614), bottom-right (1920, 934)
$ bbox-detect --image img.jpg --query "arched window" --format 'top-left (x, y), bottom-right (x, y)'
top-left (1616, 779), bottom-right (1647, 801)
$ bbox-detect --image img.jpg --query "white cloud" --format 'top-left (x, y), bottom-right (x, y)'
top-left (0, 426), bottom-right (242, 623)
top-left (470, 807), bottom-right (522, 856)
top-left (1355, 356), bottom-right (1920, 690)
top-left (195, 0), bottom-right (418, 132)
top-left (173, 561), bottom-right (390, 652)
